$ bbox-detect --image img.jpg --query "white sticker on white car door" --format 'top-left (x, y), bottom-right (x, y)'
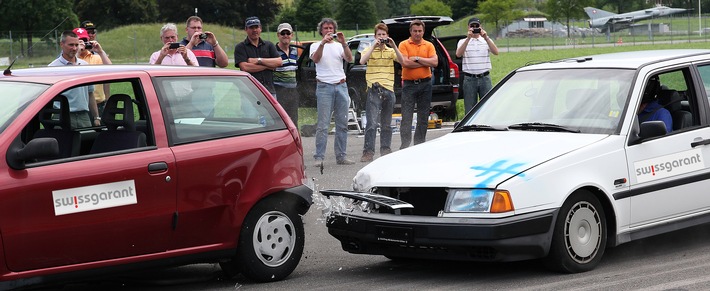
top-left (634, 149), bottom-right (705, 183)
top-left (52, 180), bottom-right (137, 216)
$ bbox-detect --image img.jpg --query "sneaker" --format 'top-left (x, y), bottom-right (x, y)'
top-left (313, 159), bottom-right (324, 167)
top-left (380, 148), bottom-right (392, 156)
top-left (336, 158), bottom-right (355, 165)
top-left (360, 152), bottom-right (374, 162)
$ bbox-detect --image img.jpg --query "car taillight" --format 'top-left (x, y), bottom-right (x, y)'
top-left (449, 68), bottom-right (456, 78)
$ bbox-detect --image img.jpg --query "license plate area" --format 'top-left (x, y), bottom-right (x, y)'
top-left (375, 225), bottom-right (413, 244)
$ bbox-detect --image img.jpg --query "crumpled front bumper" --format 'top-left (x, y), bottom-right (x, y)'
top-left (326, 209), bottom-right (558, 262)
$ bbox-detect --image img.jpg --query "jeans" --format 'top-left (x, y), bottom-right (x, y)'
top-left (463, 74), bottom-right (493, 114)
top-left (400, 80), bottom-right (432, 149)
top-left (363, 85), bottom-right (395, 154)
top-left (314, 81), bottom-right (350, 160)
top-left (275, 86), bottom-right (299, 127)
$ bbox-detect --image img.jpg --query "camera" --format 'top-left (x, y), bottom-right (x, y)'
top-left (169, 42), bottom-right (180, 49)
top-left (379, 38), bottom-right (388, 44)
top-left (331, 33), bottom-right (338, 38)
top-left (473, 28), bottom-right (482, 34)
top-left (84, 41), bottom-right (93, 50)
top-left (199, 33), bottom-right (208, 40)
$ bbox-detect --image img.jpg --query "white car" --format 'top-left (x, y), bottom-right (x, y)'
top-left (323, 49), bottom-right (710, 273)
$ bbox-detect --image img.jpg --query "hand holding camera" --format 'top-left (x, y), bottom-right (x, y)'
top-left (169, 42), bottom-right (181, 49)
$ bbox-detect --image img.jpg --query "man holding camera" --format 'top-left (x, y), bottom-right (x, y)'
top-left (309, 17), bottom-right (355, 166)
top-left (150, 23), bottom-right (198, 66)
top-left (358, 23), bottom-right (404, 162)
top-left (234, 16), bottom-right (281, 94)
top-left (181, 16), bottom-right (228, 68)
top-left (455, 17), bottom-right (498, 114)
top-left (74, 28), bottom-right (112, 116)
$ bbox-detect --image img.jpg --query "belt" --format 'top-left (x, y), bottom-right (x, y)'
top-left (463, 71), bottom-right (489, 78)
top-left (317, 79), bottom-right (346, 84)
top-left (404, 77), bottom-right (431, 84)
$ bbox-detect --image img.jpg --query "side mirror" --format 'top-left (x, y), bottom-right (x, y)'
top-left (639, 121), bottom-right (667, 140)
top-left (6, 137), bottom-right (59, 170)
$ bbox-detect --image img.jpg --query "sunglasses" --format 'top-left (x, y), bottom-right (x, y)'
top-left (280, 31), bottom-right (292, 36)
top-left (469, 24), bottom-right (480, 28)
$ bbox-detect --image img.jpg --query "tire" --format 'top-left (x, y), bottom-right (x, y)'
top-left (220, 199), bottom-right (305, 282)
top-left (543, 190), bottom-right (607, 273)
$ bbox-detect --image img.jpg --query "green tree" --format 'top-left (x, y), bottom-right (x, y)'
top-left (335, 0), bottom-right (377, 30)
top-left (294, 0), bottom-right (332, 33)
top-left (241, 0), bottom-right (282, 29)
top-left (544, 0), bottom-right (591, 38)
top-left (444, 0), bottom-right (479, 19)
top-left (155, 1), bottom-right (241, 27)
top-left (0, 0), bottom-right (77, 57)
top-left (477, 0), bottom-right (522, 38)
top-left (410, 0), bottom-right (452, 17)
top-left (75, 0), bottom-right (159, 31)
top-left (276, 5), bottom-right (298, 29)
top-left (388, 0), bottom-right (413, 16)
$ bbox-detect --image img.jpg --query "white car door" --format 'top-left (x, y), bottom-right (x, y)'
top-left (624, 67), bottom-right (710, 229)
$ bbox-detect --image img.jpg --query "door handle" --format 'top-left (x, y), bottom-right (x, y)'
top-left (148, 162), bottom-right (168, 174)
top-left (690, 139), bottom-right (710, 148)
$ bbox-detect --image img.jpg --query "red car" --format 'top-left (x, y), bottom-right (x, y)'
top-left (0, 65), bottom-right (312, 289)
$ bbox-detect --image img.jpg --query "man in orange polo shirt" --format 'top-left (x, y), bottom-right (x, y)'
top-left (398, 19), bottom-right (438, 149)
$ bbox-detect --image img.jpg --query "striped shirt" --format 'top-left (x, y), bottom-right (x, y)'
top-left (274, 45), bottom-right (298, 89)
top-left (457, 36), bottom-right (493, 74)
top-left (364, 46), bottom-right (397, 92)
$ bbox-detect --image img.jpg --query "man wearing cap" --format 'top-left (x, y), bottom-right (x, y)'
top-left (234, 16), bottom-right (281, 94)
top-left (80, 21), bottom-right (98, 42)
top-left (274, 23), bottom-right (299, 126)
top-left (181, 16), bottom-right (228, 68)
top-left (48, 30), bottom-right (100, 129)
top-left (455, 17), bottom-right (498, 114)
top-left (74, 27), bottom-right (112, 116)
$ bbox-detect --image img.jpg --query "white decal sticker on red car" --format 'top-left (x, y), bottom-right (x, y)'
top-left (52, 180), bottom-right (137, 216)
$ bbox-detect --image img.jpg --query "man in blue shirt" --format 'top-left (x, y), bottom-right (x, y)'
top-left (638, 78), bottom-right (672, 133)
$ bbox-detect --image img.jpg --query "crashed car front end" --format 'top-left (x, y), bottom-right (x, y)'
top-left (323, 186), bottom-right (558, 262)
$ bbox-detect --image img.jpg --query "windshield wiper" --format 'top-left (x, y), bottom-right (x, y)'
top-left (508, 122), bottom-right (580, 133)
top-left (453, 124), bottom-right (508, 132)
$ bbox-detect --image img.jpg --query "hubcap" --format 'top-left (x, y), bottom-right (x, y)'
top-left (564, 201), bottom-right (601, 263)
top-left (252, 211), bottom-right (296, 267)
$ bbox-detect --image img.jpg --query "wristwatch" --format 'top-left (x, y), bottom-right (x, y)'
top-left (257, 57), bottom-right (262, 65)
top-left (414, 56), bottom-right (420, 62)
top-left (95, 117), bottom-right (101, 121)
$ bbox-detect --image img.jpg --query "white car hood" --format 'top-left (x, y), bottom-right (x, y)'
top-left (353, 131), bottom-right (608, 190)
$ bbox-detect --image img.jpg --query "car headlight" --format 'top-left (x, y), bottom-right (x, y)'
top-left (445, 189), bottom-right (514, 213)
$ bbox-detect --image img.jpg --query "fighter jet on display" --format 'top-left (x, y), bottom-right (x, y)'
top-left (585, 5), bottom-right (688, 34)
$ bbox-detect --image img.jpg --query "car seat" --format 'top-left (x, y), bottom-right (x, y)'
top-left (658, 88), bottom-right (692, 130)
top-left (90, 94), bottom-right (146, 154)
top-left (33, 95), bottom-right (80, 159)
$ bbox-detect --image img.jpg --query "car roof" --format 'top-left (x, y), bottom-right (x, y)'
top-left (0, 65), bottom-right (247, 84)
top-left (348, 34), bottom-right (374, 42)
top-left (381, 15), bottom-right (454, 39)
top-left (519, 49), bottom-right (710, 71)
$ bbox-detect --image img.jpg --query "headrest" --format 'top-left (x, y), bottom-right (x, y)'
top-left (658, 89), bottom-right (682, 111)
top-left (642, 78), bottom-right (660, 103)
top-left (102, 94), bottom-right (136, 131)
top-left (39, 95), bottom-right (71, 130)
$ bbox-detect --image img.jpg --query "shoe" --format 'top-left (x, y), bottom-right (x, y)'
top-left (313, 159), bottom-right (324, 167)
top-left (360, 152), bottom-right (374, 162)
top-left (336, 158), bottom-right (355, 165)
top-left (380, 148), bottom-right (392, 156)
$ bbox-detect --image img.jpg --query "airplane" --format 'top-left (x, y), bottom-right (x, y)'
top-left (584, 5), bottom-right (689, 34)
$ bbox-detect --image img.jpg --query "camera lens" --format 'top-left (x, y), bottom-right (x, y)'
top-left (200, 33), bottom-right (207, 39)
top-left (85, 42), bottom-right (93, 50)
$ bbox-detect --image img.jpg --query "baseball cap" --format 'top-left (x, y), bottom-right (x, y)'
top-left (468, 17), bottom-right (481, 25)
top-left (72, 28), bottom-right (89, 41)
top-left (245, 17), bottom-right (261, 28)
top-left (80, 21), bottom-right (96, 30)
top-left (277, 23), bottom-right (293, 33)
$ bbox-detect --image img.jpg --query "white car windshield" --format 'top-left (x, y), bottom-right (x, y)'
top-left (465, 69), bottom-right (635, 135)
top-left (0, 82), bottom-right (48, 133)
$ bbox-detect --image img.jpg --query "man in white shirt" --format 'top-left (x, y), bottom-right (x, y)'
top-left (456, 17), bottom-right (499, 114)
